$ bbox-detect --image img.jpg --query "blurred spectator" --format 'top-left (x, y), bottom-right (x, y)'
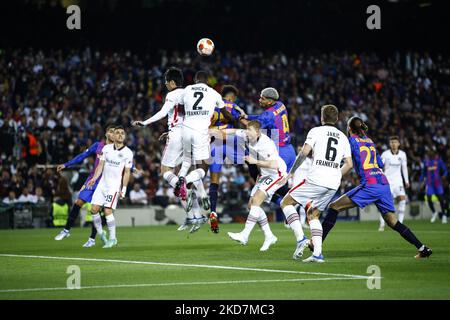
top-left (53, 176), bottom-right (72, 207)
top-left (18, 187), bottom-right (37, 203)
top-left (35, 187), bottom-right (46, 203)
top-left (154, 184), bottom-right (177, 207)
top-left (129, 183), bottom-right (148, 205)
top-left (2, 190), bottom-right (17, 204)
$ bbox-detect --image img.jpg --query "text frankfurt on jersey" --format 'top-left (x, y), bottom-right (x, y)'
top-left (315, 159), bottom-right (340, 169)
top-left (187, 110), bottom-right (210, 116)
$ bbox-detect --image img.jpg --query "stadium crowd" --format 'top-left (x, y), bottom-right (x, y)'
top-left (1, 48), bottom-right (449, 207)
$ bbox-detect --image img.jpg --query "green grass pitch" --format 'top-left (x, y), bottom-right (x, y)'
top-left (0, 220), bottom-right (449, 300)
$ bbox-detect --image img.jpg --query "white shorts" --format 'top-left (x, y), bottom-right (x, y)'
top-left (91, 185), bottom-right (120, 210)
top-left (251, 174), bottom-right (286, 204)
top-left (293, 168), bottom-right (309, 187)
top-left (161, 127), bottom-right (183, 168)
top-left (288, 179), bottom-right (336, 212)
top-left (182, 126), bottom-right (211, 162)
top-left (390, 183), bottom-right (406, 198)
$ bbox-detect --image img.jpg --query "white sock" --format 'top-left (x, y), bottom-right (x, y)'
top-left (92, 213), bottom-right (103, 235)
top-left (257, 209), bottom-right (274, 238)
top-left (186, 208), bottom-right (194, 219)
top-left (298, 206), bottom-right (306, 225)
top-left (242, 206), bottom-right (261, 238)
top-left (398, 200), bottom-right (406, 223)
top-left (191, 198), bottom-right (202, 219)
top-left (178, 160), bottom-right (191, 178)
top-left (185, 168), bottom-right (205, 184)
top-left (379, 215), bottom-right (385, 228)
top-left (309, 219), bottom-right (323, 257)
top-left (106, 214), bottom-right (116, 240)
top-left (163, 171), bottom-right (178, 188)
top-left (192, 179), bottom-right (207, 198)
top-left (283, 205), bottom-right (304, 241)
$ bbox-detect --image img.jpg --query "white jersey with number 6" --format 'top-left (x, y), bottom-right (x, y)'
top-left (304, 125), bottom-right (351, 190)
top-left (180, 83), bottom-right (224, 133)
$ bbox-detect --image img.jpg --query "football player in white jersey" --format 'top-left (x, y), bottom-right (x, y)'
top-left (378, 136), bottom-right (410, 231)
top-left (87, 126), bottom-right (134, 248)
top-left (212, 120), bottom-right (287, 251)
top-left (278, 105), bottom-right (353, 263)
top-left (174, 71), bottom-right (236, 224)
top-left (131, 68), bottom-right (207, 231)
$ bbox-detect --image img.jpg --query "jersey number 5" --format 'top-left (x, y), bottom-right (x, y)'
top-left (360, 146), bottom-right (379, 169)
top-left (193, 92), bottom-right (204, 110)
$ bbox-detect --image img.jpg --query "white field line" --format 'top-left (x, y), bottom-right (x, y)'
top-left (0, 277), bottom-right (373, 294)
top-left (0, 254), bottom-right (371, 279)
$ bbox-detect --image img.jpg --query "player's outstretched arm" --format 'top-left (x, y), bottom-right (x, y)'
top-left (58, 142), bottom-right (99, 171)
top-left (87, 159), bottom-right (105, 188)
top-left (234, 105), bottom-right (247, 118)
top-left (341, 157), bottom-right (354, 176)
top-left (132, 98), bottom-right (177, 127)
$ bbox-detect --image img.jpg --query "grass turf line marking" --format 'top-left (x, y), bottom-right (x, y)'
top-left (0, 253), bottom-right (371, 279)
top-left (0, 277), bottom-right (373, 293)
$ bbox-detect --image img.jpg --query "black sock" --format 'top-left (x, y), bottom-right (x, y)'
top-left (209, 183), bottom-right (219, 212)
top-left (90, 223), bottom-right (97, 239)
top-left (437, 195), bottom-right (446, 215)
top-left (322, 208), bottom-right (339, 242)
top-left (392, 221), bottom-right (423, 249)
top-left (64, 204), bottom-right (81, 231)
top-left (427, 199), bottom-right (436, 213)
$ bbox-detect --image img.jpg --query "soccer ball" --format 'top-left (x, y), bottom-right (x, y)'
top-left (197, 38), bottom-right (214, 56)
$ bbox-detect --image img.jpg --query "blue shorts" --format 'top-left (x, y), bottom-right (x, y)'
top-left (345, 183), bottom-right (395, 215)
top-left (426, 184), bottom-right (444, 196)
top-left (210, 135), bottom-right (244, 173)
top-left (78, 185), bottom-right (96, 203)
top-left (279, 144), bottom-right (296, 172)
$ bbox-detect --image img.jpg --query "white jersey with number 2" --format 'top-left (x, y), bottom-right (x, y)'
top-left (180, 83), bottom-right (224, 133)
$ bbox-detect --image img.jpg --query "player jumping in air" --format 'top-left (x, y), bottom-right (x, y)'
top-left (54, 124), bottom-right (115, 247)
top-left (321, 116), bottom-right (433, 259)
top-left (87, 126), bottom-right (134, 248)
top-left (278, 105), bottom-right (353, 263)
top-left (420, 148), bottom-right (448, 223)
top-left (208, 85), bottom-right (247, 233)
top-left (132, 67), bottom-right (207, 232)
top-left (213, 120), bottom-right (287, 251)
top-left (379, 136), bottom-right (410, 231)
top-left (175, 70), bottom-right (236, 233)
